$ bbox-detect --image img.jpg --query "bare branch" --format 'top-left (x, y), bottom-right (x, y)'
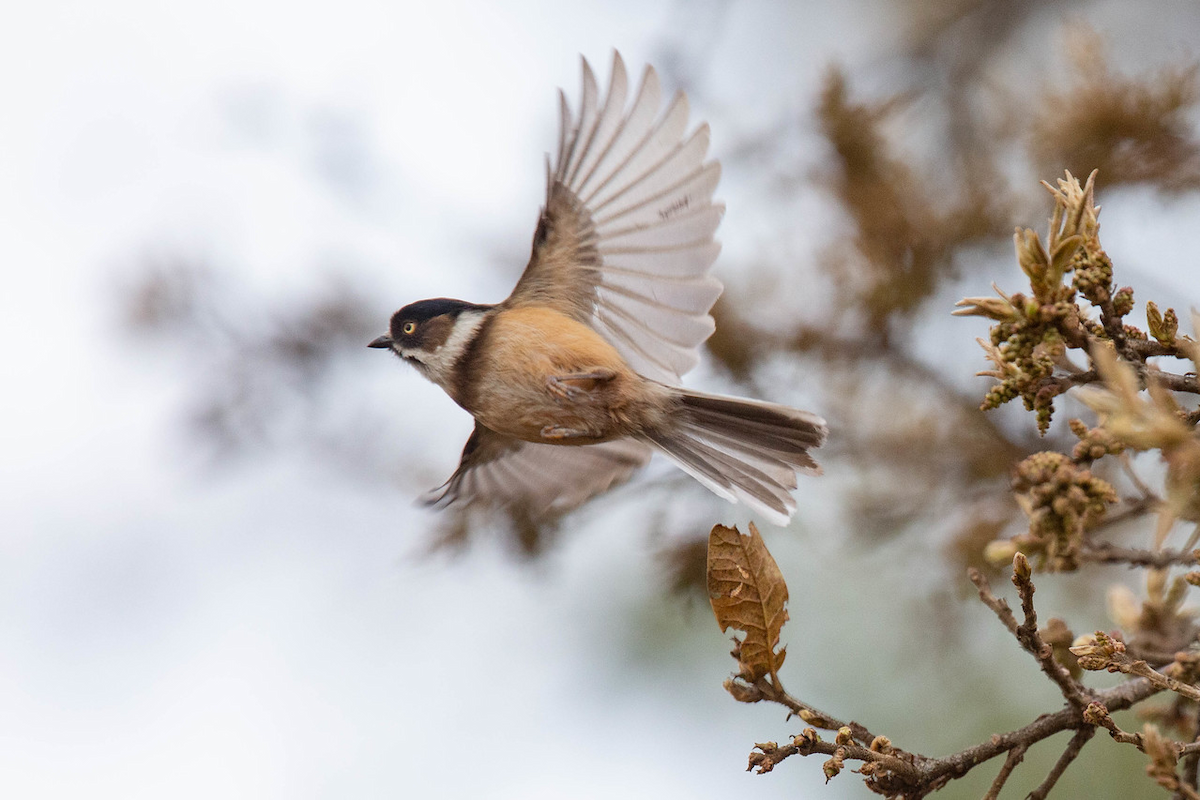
top-left (1084, 701), bottom-right (1145, 747)
top-left (1028, 727), bottom-right (1095, 800)
top-left (1102, 652), bottom-right (1200, 704)
top-left (1080, 543), bottom-right (1198, 569)
top-left (748, 729), bottom-right (921, 784)
top-left (970, 560), bottom-right (1092, 709)
top-left (920, 678), bottom-right (1160, 784)
top-left (1181, 712), bottom-right (1200, 795)
top-left (744, 673), bottom-right (1163, 791)
top-left (754, 677), bottom-right (879, 746)
top-left (1117, 452), bottom-right (1162, 502)
top-left (969, 566), bottom-right (1021, 636)
top-left (983, 743), bottom-right (1027, 800)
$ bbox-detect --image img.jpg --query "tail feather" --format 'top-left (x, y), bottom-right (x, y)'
top-left (643, 387), bottom-right (827, 525)
top-left (678, 393), bottom-right (826, 449)
top-left (681, 423), bottom-right (811, 477)
top-left (643, 430), bottom-right (746, 501)
top-left (671, 431), bottom-right (794, 504)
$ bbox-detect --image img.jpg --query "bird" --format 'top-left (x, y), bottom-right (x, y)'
top-left (369, 52), bottom-right (826, 526)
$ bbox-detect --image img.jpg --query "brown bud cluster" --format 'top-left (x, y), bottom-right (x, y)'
top-left (1011, 451), bottom-right (1117, 570)
top-left (1141, 724), bottom-right (1184, 794)
top-left (979, 293), bottom-right (1075, 434)
top-left (959, 172), bottom-right (1181, 439)
top-left (1068, 418), bottom-right (1125, 462)
top-left (1083, 701), bottom-right (1111, 726)
top-left (793, 728), bottom-right (821, 752)
top-left (1070, 630), bottom-right (1126, 671)
top-left (1071, 245), bottom-right (1114, 307)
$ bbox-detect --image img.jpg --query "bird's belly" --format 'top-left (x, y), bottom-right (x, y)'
top-left (473, 381), bottom-right (617, 445)
top-left (466, 307), bottom-right (665, 445)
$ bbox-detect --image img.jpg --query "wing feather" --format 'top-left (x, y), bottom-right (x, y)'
top-left (566, 57), bottom-right (626, 188)
top-left (560, 60), bottom-right (599, 183)
top-left (594, 307), bottom-right (700, 377)
top-left (554, 90), bottom-right (571, 184)
top-left (505, 52), bottom-right (723, 385)
top-left (595, 285), bottom-right (715, 344)
top-left (598, 203), bottom-right (723, 249)
top-left (601, 239), bottom-right (721, 278)
top-left (424, 423), bottom-right (651, 521)
top-left (584, 91), bottom-right (691, 210)
top-left (575, 64), bottom-right (661, 200)
top-left (598, 271), bottom-right (723, 314)
top-left (595, 161), bottom-right (722, 229)
top-left (590, 123), bottom-right (708, 218)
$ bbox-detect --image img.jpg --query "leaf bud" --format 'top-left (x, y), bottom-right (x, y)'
top-left (1012, 551), bottom-right (1032, 581)
top-left (823, 752), bottom-right (844, 782)
top-left (1083, 702), bottom-right (1109, 726)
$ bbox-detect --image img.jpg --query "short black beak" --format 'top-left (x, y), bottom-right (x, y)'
top-left (368, 335), bottom-right (393, 349)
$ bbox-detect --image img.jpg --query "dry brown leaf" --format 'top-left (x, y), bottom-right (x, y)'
top-left (707, 522), bottom-right (790, 683)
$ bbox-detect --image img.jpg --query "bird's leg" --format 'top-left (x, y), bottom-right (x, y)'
top-left (546, 368), bottom-right (617, 402)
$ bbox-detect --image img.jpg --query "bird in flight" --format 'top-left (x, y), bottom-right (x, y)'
top-left (370, 53), bottom-right (826, 525)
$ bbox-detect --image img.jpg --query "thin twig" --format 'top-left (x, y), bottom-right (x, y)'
top-left (1028, 726), bottom-right (1095, 800)
top-left (1103, 652), bottom-right (1200, 704)
top-left (746, 675), bottom-right (1164, 789)
top-left (968, 566), bottom-right (1022, 637)
top-left (919, 678), bottom-right (1160, 785)
top-left (1091, 495), bottom-right (1161, 531)
top-left (748, 732), bottom-right (921, 783)
top-left (1150, 371), bottom-right (1200, 395)
top-left (1127, 339), bottom-right (1190, 360)
top-left (1129, 647), bottom-right (1190, 668)
top-left (983, 743), bottom-right (1027, 800)
top-left (970, 562), bottom-right (1092, 709)
top-left (755, 677), bottom-right (879, 746)
top-left (1181, 712), bottom-right (1200, 795)
top-left (1118, 451), bottom-right (1160, 502)
top-left (1079, 543), bottom-right (1197, 569)
top-left (1085, 701), bottom-right (1145, 746)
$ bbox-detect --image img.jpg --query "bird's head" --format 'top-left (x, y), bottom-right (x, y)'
top-left (369, 297), bottom-right (491, 388)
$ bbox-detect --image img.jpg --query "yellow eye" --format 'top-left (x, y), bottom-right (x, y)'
top-left (402, 321), bottom-right (417, 335)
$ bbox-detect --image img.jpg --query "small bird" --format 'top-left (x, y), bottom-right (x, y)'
top-left (370, 53), bottom-right (826, 525)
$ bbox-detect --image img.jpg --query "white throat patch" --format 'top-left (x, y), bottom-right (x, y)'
top-left (401, 310), bottom-right (486, 390)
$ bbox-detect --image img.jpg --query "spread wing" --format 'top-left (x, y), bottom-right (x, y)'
top-left (504, 52), bottom-right (724, 385)
top-left (422, 423), bottom-right (651, 521)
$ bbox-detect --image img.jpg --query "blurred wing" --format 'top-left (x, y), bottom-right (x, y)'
top-left (422, 423), bottom-right (651, 520)
top-left (505, 52), bottom-right (724, 385)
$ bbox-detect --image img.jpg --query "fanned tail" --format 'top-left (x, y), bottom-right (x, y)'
top-left (642, 387), bottom-right (827, 525)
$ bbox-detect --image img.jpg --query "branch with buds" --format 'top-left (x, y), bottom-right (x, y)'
top-left (711, 172), bottom-right (1200, 797)
top-left (710, 529), bottom-right (1182, 797)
